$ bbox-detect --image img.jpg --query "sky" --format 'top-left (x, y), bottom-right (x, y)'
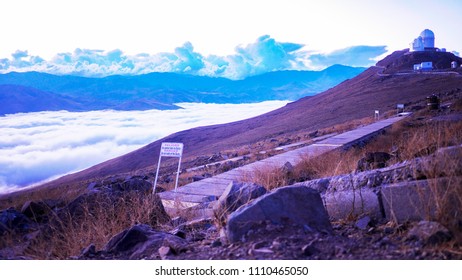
top-left (1, 0), bottom-right (461, 79)
top-left (0, 101), bottom-right (288, 192)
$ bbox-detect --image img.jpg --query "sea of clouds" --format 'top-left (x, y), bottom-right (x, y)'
top-left (0, 101), bottom-right (289, 193)
top-left (0, 35), bottom-right (387, 80)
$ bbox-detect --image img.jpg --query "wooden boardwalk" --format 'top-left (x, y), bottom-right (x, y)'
top-left (159, 116), bottom-right (407, 210)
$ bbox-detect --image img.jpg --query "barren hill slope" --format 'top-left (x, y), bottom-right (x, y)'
top-left (43, 51), bottom-right (462, 188)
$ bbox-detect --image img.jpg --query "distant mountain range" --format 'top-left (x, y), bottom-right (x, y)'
top-left (0, 65), bottom-right (364, 115)
top-left (41, 50), bottom-right (462, 188)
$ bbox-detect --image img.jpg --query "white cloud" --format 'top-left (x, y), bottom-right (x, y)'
top-left (0, 36), bottom-right (386, 79)
top-left (0, 101), bottom-right (288, 193)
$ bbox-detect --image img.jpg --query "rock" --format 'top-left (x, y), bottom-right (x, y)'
top-left (302, 243), bottom-right (320, 256)
top-left (158, 246), bottom-right (173, 260)
top-left (192, 175), bottom-right (206, 182)
top-left (170, 228), bottom-right (187, 239)
top-left (357, 152), bottom-right (392, 171)
top-left (119, 177), bottom-right (152, 193)
top-left (0, 208), bottom-right (34, 234)
top-left (170, 216), bottom-right (188, 227)
top-left (355, 216), bottom-right (371, 230)
top-left (213, 182), bottom-right (267, 227)
top-left (225, 185), bottom-right (332, 243)
top-left (80, 244), bottom-right (96, 258)
top-left (211, 239), bottom-right (222, 248)
top-left (182, 218), bottom-right (214, 232)
top-left (20, 201), bottom-right (50, 222)
top-left (103, 224), bottom-right (188, 259)
top-left (407, 221), bottom-right (452, 245)
top-left (309, 130), bottom-right (319, 138)
top-left (282, 162), bottom-right (294, 173)
top-left (87, 182), bottom-right (101, 191)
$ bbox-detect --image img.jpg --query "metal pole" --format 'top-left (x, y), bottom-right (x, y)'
top-left (152, 155), bottom-right (162, 194)
top-left (174, 156), bottom-right (182, 192)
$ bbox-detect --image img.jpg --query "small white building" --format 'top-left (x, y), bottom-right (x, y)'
top-left (452, 61), bottom-right (459, 69)
top-left (414, 62), bottom-right (433, 71)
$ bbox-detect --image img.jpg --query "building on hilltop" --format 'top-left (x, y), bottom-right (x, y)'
top-left (410, 29), bottom-right (437, 52)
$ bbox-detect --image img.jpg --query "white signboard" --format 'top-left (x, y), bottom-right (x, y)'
top-left (153, 142), bottom-right (184, 193)
top-left (160, 142), bottom-right (183, 157)
top-left (397, 104), bottom-right (405, 109)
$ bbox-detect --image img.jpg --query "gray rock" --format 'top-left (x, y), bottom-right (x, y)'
top-left (0, 208), bottom-right (33, 234)
top-left (407, 221), bottom-right (452, 245)
top-left (357, 152), bottom-right (392, 172)
top-left (282, 161), bottom-right (294, 173)
top-left (225, 185), bottom-right (332, 243)
top-left (103, 224), bottom-right (188, 259)
top-left (80, 244), bottom-right (96, 258)
top-left (158, 246), bottom-right (173, 260)
top-left (213, 182), bottom-right (267, 227)
top-left (355, 216), bottom-right (371, 230)
top-left (20, 201), bottom-right (50, 222)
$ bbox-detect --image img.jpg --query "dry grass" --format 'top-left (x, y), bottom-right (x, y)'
top-left (2, 192), bottom-right (169, 259)
top-left (245, 114), bottom-right (462, 241)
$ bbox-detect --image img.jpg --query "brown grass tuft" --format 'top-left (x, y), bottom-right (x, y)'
top-left (5, 192), bottom-right (169, 259)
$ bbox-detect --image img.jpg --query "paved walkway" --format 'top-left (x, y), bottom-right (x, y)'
top-left (159, 115), bottom-right (407, 209)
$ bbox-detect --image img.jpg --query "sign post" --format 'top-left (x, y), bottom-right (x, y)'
top-left (153, 142), bottom-right (184, 194)
top-left (397, 104), bottom-right (405, 115)
top-left (374, 110), bottom-right (380, 121)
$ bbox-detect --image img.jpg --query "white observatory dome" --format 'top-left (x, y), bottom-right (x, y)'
top-left (420, 29), bottom-right (435, 49)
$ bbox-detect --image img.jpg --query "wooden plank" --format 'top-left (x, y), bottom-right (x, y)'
top-left (159, 115), bottom-right (408, 213)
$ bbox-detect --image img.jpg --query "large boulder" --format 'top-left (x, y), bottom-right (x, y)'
top-left (225, 185), bottom-right (332, 243)
top-left (0, 208), bottom-right (34, 234)
top-left (101, 224), bottom-right (188, 259)
top-left (213, 182), bottom-right (267, 228)
top-left (407, 221), bottom-right (452, 245)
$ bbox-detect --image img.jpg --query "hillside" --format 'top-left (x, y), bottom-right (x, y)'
top-left (0, 65), bottom-right (364, 114)
top-left (42, 51), bottom-right (462, 188)
top-left (0, 85), bottom-right (85, 115)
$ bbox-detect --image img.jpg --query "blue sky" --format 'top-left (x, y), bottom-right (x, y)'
top-left (1, 0), bottom-right (461, 79)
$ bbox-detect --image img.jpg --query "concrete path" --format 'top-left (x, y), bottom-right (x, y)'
top-left (159, 115), bottom-right (407, 210)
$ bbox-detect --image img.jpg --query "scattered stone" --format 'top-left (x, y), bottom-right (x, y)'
top-left (309, 130), bottom-right (319, 138)
top-left (182, 218), bottom-right (214, 232)
top-left (213, 182), bottom-right (267, 227)
top-left (102, 224), bottom-right (188, 260)
top-left (407, 221), bottom-right (452, 245)
top-left (252, 248), bottom-right (274, 254)
top-left (252, 241), bottom-right (268, 250)
top-left (357, 152), bottom-right (392, 171)
top-left (20, 201), bottom-right (50, 222)
top-left (158, 246), bottom-right (173, 260)
top-left (211, 239), bottom-right (222, 248)
top-left (86, 182), bottom-right (101, 191)
top-left (302, 243), bottom-right (320, 257)
top-left (355, 216), bottom-right (371, 230)
top-left (170, 216), bottom-right (188, 227)
top-left (0, 208), bottom-right (34, 234)
top-left (225, 185), bottom-right (332, 243)
top-left (170, 228), bottom-right (187, 239)
top-left (80, 244), bottom-right (96, 258)
top-left (281, 162), bottom-right (294, 173)
top-left (192, 175), bottom-right (206, 182)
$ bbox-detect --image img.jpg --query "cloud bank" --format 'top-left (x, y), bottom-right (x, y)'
top-left (0, 36), bottom-right (387, 79)
top-left (0, 101), bottom-right (288, 193)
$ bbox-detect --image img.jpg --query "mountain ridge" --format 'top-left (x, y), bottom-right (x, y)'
top-left (0, 65), bottom-right (364, 115)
